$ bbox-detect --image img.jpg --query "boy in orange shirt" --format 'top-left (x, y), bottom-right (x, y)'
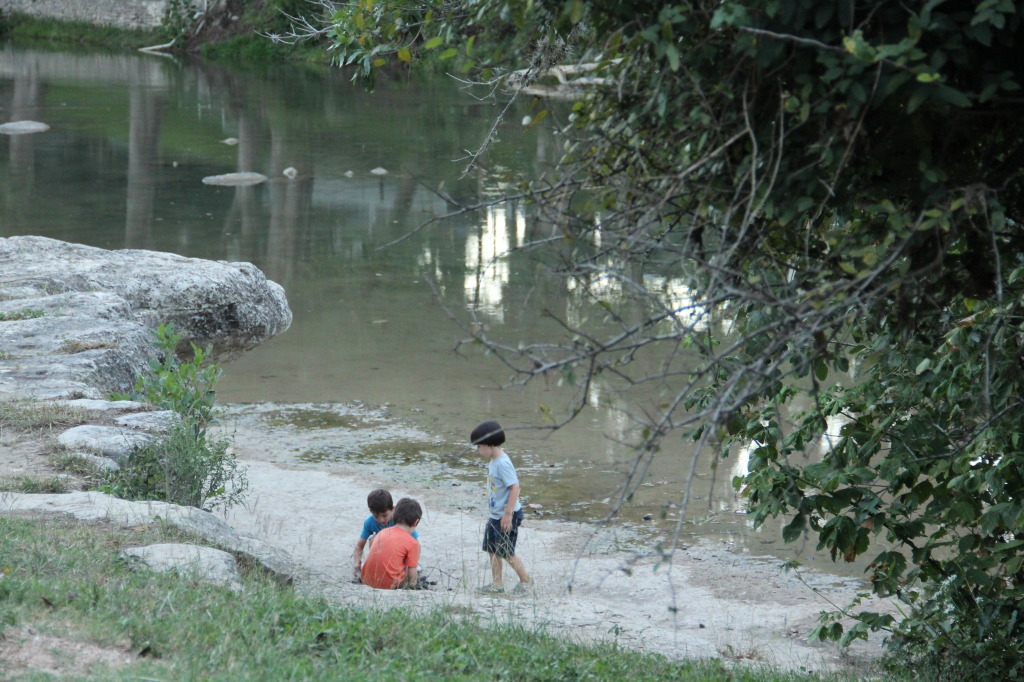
top-left (351, 489), bottom-right (419, 582)
top-left (360, 497), bottom-right (422, 589)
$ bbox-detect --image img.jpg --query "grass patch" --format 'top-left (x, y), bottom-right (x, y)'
top-left (0, 475), bottom-right (70, 493)
top-left (0, 516), bottom-right (856, 681)
top-left (59, 339), bottom-right (118, 354)
top-left (0, 308), bottom-right (45, 322)
top-left (51, 450), bottom-right (107, 477)
top-left (0, 399), bottom-right (90, 431)
top-left (0, 13), bottom-right (168, 48)
top-left (199, 32), bottom-right (323, 65)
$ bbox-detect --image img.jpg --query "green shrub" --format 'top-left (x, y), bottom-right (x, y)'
top-left (109, 323), bottom-right (247, 510)
top-left (119, 323), bottom-right (220, 439)
top-left (100, 421), bottom-right (246, 510)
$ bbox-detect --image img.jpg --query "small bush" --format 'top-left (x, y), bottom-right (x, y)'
top-left (882, 580), bottom-right (1024, 682)
top-left (100, 422), bottom-right (246, 510)
top-left (118, 323), bottom-right (219, 439)
top-left (110, 323), bottom-right (247, 510)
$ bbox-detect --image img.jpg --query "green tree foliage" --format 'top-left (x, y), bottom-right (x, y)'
top-left (310, 1), bottom-right (1024, 676)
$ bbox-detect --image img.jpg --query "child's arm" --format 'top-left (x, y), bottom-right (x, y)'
top-left (501, 483), bottom-right (521, 532)
top-left (404, 565), bottom-right (418, 588)
top-left (351, 537), bottom-right (367, 580)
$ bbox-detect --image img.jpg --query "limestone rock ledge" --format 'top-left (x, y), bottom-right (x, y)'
top-left (2, 491), bottom-right (303, 586)
top-left (0, 235), bottom-right (292, 400)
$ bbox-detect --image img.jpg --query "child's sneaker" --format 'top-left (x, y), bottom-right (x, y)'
top-left (510, 582), bottom-right (533, 597)
top-left (476, 583), bottom-right (504, 595)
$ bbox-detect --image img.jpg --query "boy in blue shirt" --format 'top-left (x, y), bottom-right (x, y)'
top-left (351, 488), bottom-right (419, 583)
top-left (471, 420), bottom-right (533, 596)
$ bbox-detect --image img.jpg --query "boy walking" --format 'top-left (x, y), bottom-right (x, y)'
top-left (360, 497), bottom-right (423, 589)
top-left (471, 420), bottom-right (532, 596)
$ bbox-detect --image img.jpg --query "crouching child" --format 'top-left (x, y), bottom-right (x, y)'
top-left (360, 497), bottom-right (422, 589)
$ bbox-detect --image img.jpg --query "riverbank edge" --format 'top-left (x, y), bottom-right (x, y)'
top-left (0, 3), bottom-right (324, 63)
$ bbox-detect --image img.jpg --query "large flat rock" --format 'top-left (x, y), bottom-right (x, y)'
top-left (0, 236), bottom-right (292, 398)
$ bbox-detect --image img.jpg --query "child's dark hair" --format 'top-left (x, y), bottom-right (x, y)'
top-left (393, 498), bottom-right (422, 526)
top-left (367, 489), bottom-right (394, 514)
top-left (470, 420), bottom-right (505, 446)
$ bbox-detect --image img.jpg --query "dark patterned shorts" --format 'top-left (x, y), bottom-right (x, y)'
top-left (482, 509), bottom-right (524, 558)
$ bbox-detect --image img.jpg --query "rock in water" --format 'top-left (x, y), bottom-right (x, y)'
top-left (0, 120), bottom-right (50, 135)
top-left (201, 171), bottom-right (268, 186)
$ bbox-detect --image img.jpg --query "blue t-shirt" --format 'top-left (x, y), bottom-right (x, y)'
top-left (360, 515), bottom-right (418, 540)
top-left (487, 453), bottom-right (521, 519)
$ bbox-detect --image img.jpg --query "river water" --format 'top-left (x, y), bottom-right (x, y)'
top-left (1, 41), bottom-right (863, 571)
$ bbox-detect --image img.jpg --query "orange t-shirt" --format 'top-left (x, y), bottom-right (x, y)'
top-left (360, 525), bottom-right (420, 589)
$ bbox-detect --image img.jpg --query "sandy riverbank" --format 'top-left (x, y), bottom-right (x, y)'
top-left (215, 411), bottom-right (892, 675)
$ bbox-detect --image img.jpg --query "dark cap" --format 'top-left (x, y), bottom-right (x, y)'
top-left (470, 420), bottom-right (505, 446)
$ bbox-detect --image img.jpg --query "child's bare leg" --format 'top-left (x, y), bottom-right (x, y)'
top-left (489, 553), bottom-right (504, 587)
top-left (506, 555), bottom-right (531, 584)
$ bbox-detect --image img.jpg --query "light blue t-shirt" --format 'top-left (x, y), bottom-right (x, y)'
top-left (487, 453), bottom-right (521, 519)
top-left (360, 515), bottom-right (418, 539)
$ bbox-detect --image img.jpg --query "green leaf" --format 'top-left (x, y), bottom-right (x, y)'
top-left (397, 47), bottom-right (412, 62)
top-left (424, 36), bottom-right (443, 50)
top-left (992, 539), bottom-right (1024, 554)
top-left (933, 84), bottom-right (972, 108)
top-left (524, 109), bottom-right (548, 131)
top-left (665, 44), bottom-right (680, 72)
top-left (907, 87), bottom-right (929, 114)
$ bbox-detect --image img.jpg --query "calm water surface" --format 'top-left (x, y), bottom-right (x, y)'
top-left (1, 42), bottom-right (864, 571)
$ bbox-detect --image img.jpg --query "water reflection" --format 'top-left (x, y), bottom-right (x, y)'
top-left (464, 202), bottom-right (526, 320)
top-left (0, 42), bottom-right (874, 574)
top-left (125, 85), bottom-right (163, 248)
